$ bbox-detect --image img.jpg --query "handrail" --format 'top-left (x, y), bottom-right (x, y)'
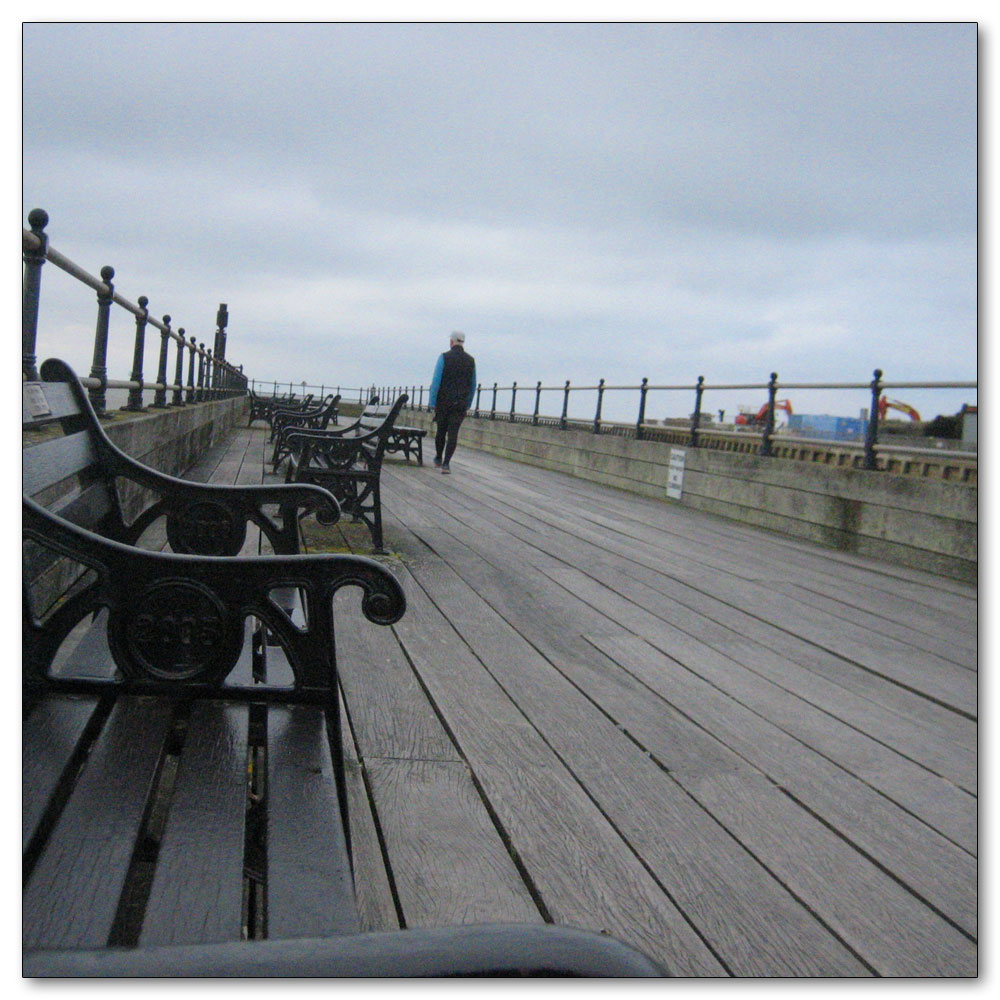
top-left (22, 208), bottom-right (249, 414)
top-left (352, 370), bottom-right (976, 470)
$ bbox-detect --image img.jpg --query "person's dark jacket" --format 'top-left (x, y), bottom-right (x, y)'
top-left (429, 346), bottom-right (476, 409)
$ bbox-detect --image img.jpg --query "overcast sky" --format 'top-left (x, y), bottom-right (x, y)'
top-left (22, 21), bottom-right (978, 422)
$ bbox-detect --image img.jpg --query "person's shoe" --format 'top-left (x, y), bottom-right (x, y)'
top-left (441, 464), bottom-right (451, 475)
top-left (433, 456), bottom-right (442, 467)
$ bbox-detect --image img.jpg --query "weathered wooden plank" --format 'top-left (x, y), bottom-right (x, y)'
top-left (391, 464), bottom-right (977, 766)
top-left (378, 501), bottom-right (977, 943)
top-left (334, 589), bottom-right (463, 763)
top-left (339, 689), bottom-right (400, 933)
top-left (266, 704), bottom-right (359, 939)
top-left (22, 695), bottom-right (102, 852)
top-left (458, 450), bottom-right (978, 618)
top-left (380, 560), bottom-right (726, 976)
top-left (685, 767), bottom-right (977, 976)
top-left (588, 632), bottom-right (978, 941)
top-left (365, 757), bottom-right (544, 930)
top-left (538, 561), bottom-right (976, 851)
top-left (392, 537), bottom-right (869, 975)
top-left (23, 696), bottom-right (174, 950)
top-left (767, 580), bottom-right (976, 668)
top-left (139, 701), bottom-right (249, 946)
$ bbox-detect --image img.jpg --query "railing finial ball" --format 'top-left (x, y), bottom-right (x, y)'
top-left (163, 315), bottom-right (171, 325)
top-left (138, 295), bottom-right (148, 309)
top-left (28, 208), bottom-right (49, 230)
top-left (873, 368), bottom-right (883, 380)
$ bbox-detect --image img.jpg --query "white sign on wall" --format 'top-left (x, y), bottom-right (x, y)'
top-left (667, 447), bottom-right (686, 500)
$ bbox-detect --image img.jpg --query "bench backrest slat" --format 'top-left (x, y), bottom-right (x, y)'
top-left (23, 382), bottom-right (79, 428)
top-left (23, 430), bottom-right (102, 500)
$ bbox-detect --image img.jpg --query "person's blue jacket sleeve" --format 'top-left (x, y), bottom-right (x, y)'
top-left (467, 362), bottom-right (477, 409)
top-left (429, 354), bottom-right (444, 408)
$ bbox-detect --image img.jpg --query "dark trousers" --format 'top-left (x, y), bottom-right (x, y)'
top-left (434, 404), bottom-right (467, 464)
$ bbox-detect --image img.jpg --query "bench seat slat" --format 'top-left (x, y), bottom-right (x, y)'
top-left (22, 696), bottom-right (174, 951)
top-left (266, 704), bottom-right (360, 939)
top-left (22, 694), bottom-right (102, 852)
top-left (140, 701), bottom-right (250, 947)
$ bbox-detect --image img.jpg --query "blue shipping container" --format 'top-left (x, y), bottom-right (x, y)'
top-left (788, 414), bottom-right (867, 441)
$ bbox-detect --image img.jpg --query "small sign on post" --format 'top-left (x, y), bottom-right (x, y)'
top-left (667, 447), bottom-right (686, 500)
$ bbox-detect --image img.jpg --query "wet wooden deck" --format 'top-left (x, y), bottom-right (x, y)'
top-left (199, 423), bottom-right (977, 977)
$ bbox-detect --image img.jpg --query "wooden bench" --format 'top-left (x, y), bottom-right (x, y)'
top-left (269, 393), bottom-right (341, 468)
top-left (384, 418), bottom-right (427, 465)
top-left (248, 389), bottom-right (313, 429)
top-left (22, 361), bottom-right (662, 978)
top-left (279, 395), bottom-right (409, 554)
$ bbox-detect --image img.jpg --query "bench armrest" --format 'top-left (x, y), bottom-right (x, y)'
top-left (23, 495), bottom-right (405, 692)
top-left (23, 924), bottom-right (664, 977)
top-left (39, 359), bottom-right (340, 555)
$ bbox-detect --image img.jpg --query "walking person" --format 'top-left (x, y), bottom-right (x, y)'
top-left (429, 331), bottom-right (477, 475)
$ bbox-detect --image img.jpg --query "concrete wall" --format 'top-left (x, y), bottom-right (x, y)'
top-left (404, 410), bottom-right (977, 583)
top-left (104, 396), bottom-right (250, 519)
top-left (105, 395), bottom-right (248, 475)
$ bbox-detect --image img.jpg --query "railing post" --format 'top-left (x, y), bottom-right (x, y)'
top-left (510, 382), bottom-right (518, 422)
top-left (123, 295), bottom-right (149, 411)
top-left (533, 381), bottom-right (542, 425)
top-left (635, 377), bottom-right (648, 440)
top-left (22, 208), bottom-right (49, 381)
top-left (474, 384), bottom-right (482, 418)
top-left (186, 335), bottom-right (197, 403)
top-left (863, 368), bottom-right (884, 471)
top-left (88, 265), bottom-right (115, 416)
top-left (152, 315), bottom-right (171, 408)
top-left (197, 343), bottom-right (206, 401)
top-left (560, 380), bottom-right (571, 430)
top-left (761, 372), bottom-right (778, 456)
top-left (593, 378), bottom-right (605, 434)
top-left (689, 375), bottom-right (705, 448)
top-left (170, 328), bottom-right (186, 406)
top-left (490, 382), bottom-right (498, 420)
top-left (212, 304), bottom-right (228, 388)
top-left (205, 350), bottom-right (214, 399)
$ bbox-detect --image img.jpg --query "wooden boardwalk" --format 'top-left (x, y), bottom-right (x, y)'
top-left (194, 424), bottom-right (977, 977)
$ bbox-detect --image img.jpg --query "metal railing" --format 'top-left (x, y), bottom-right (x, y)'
top-left (363, 371), bottom-right (977, 472)
top-left (23, 208), bottom-right (249, 413)
top-left (249, 379), bottom-right (375, 408)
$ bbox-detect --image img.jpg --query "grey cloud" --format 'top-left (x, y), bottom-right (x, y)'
top-left (22, 21), bottom-right (977, 425)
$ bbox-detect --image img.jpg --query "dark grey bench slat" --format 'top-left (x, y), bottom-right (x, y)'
top-left (22, 695), bottom-right (102, 852)
top-left (139, 701), bottom-right (250, 947)
top-left (23, 381), bottom-right (77, 426)
top-left (23, 429), bottom-right (100, 499)
top-left (266, 704), bottom-right (360, 939)
top-left (22, 696), bottom-right (175, 950)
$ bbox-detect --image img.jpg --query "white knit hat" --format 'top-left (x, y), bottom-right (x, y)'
top-left (451, 331), bottom-right (465, 343)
